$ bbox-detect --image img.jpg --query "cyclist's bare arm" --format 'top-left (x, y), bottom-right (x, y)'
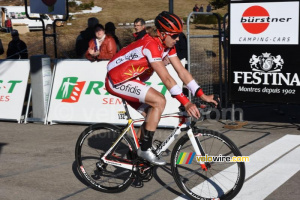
top-left (169, 56), bottom-right (218, 105)
top-left (150, 61), bottom-right (177, 90)
top-left (169, 56), bottom-right (194, 84)
top-left (150, 60), bottom-right (200, 119)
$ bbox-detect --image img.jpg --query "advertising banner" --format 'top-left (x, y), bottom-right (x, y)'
top-left (30, 0), bottom-right (66, 15)
top-left (0, 60), bottom-right (30, 122)
top-left (229, 0), bottom-right (300, 104)
top-left (231, 1), bottom-right (299, 45)
top-left (47, 60), bottom-right (183, 127)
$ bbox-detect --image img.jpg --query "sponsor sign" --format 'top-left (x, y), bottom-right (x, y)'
top-left (47, 60), bottom-right (182, 127)
top-left (0, 60), bottom-right (30, 122)
top-left (30, 0), bottom-right (66, 15)
top-left (229, 1), bottom-right (300, 104)
top-left (230, 1), bottom-right (299, 45)
top-left (229, 47), bottom-right (300, 103)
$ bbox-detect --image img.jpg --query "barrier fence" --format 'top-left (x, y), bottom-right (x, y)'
top-left (186, 12), bottom-right (224, 106)
top-left (0, 60), bottom-right (30, 123)
top-left (0, 59), bottom-right (186, 127)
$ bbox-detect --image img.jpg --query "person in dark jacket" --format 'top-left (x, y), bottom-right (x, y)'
top-left (193, 4), bottom-right (199, 12)
top-left (133, 18), bottom-right (146, 41)
top-left (75, 17), bottom-right (99, 58)
top-left (6, 30), bottom-right (28, 59)
top-left (175, 32), bottom-right (188, 60)
top-left (0, 39), bottom-right (4, 55)
top-left (105, 22), bottom-right (122, 52)
top-left (199, 4), bottom-right (204, 12)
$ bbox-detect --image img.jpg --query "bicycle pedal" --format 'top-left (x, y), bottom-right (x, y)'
top-left (152, 140), bottom-right (162, 151)
top-left (131, 178), bottom-right (144, 188)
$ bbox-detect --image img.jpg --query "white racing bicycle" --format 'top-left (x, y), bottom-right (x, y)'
top-left (75, 97), bottom-right (245, 200)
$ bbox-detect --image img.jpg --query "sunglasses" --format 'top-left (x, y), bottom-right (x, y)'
top-left (165, 32), bottom-right (180, 39)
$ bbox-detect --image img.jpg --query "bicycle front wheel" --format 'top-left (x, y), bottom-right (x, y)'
top-left (75, 123), bottom-right (136, 193)
top-left (171, 128), bottom-right (245, 200)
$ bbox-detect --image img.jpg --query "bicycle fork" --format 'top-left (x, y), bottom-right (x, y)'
top-left (187, 128), bottom-right (208, 171)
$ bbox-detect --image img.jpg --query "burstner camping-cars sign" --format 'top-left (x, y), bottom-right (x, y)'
top-left (229, 0), bottom-right (300, 104)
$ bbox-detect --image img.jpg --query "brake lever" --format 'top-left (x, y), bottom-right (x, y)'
top-left (213, 94), bottom-right (222, 110)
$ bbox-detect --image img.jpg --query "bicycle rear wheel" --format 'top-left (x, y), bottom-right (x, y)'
top-left (75, 123), bottom-right (136, 193)
top-left (171, 128), bottom-right (245, 200)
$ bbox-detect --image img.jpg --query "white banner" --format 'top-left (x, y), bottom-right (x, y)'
top-left (47, 60), bottom-right (183, 127)
top-left (0, 60), bottom-right (30, 122)
top-left (230, 2), bottom-right (299, 45)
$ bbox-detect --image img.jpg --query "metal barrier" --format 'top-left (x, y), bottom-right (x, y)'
top-left (186, 12), bottom-right (223, 104)
top-left (186, 12), bottom-right (245, 125)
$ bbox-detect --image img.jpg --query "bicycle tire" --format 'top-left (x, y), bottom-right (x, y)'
top-left (171, 128), bottom-right (245, 200)
top-left (75, 123), bottom-right (136, 193)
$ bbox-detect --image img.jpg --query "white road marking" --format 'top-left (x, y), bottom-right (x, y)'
top-left (235, 147), bottom-right (300, 199)
top-left (174, 135), bottom-right (300, 200)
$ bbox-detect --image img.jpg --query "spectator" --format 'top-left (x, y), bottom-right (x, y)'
top-left (0, 39), bottom-right (4, 55)
top-left (85, 24), bottom-right (117, 61)
top-left (6, 30), bottom-right (28, 59)
top-left (175, 32), bottom-right (188, 61)
top-left (105, 22), bottom-right (122, 52)
top-left (75, 17), bottom-right (99, 58)
top-left (199, 4), bottom-right (204, 12)
top-left (145, 26), bottom-right (153, 34)
top-left (5, 17), bottom-right (12, 33)
top-left (133, 18), bottom-right (146, 41)
top-left (206, 4), bottom-right (212, 12)
top-left (193, 4), bottom-right (199, 12)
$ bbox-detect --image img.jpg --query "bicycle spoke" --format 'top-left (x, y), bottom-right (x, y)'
top-left (75, 124), bottom-right (135, 192)
top-left (171, 129), bottom-right (245, 199)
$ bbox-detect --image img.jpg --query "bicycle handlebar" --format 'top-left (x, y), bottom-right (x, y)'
top-left (179, 94), bottom-right (221, 112)
top-left (178, 94), bottom-right (222, 126)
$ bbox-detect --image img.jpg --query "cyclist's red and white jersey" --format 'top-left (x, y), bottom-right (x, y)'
top-left (107, 34), bottom-right (177, 85)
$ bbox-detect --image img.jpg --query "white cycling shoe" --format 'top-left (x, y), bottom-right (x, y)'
top-left (137, 148), bottom-right (166, 166)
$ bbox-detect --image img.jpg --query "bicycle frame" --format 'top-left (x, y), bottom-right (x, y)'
top-left (101, 100), bottom-right (208, 171)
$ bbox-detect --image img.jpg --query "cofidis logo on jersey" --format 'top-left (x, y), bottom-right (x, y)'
top-left (230, 2), bottom-right (299, 45)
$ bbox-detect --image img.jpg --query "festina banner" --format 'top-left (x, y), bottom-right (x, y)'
top-left (229, 0), bottom-right (300, 104)
top-left (47, 60), bottom-right (183, 127)
top-left (0, 60), bottom-right (30, 122)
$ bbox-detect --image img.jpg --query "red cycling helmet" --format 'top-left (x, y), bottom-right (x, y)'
top-left (155, 11), bottom-right (183, 34)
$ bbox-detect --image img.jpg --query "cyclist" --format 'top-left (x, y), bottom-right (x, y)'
top-left (105, 11), bottom-right (217, 165)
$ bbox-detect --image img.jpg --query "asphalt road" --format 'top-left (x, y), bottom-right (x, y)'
top-left (0, 105), bottom-right (300, 200)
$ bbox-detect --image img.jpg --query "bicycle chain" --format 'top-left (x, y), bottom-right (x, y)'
top-left (131, 158), bottom-right (154, 188)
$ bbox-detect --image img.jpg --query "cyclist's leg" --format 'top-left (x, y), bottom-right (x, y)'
top-left (143, 89), bottom-right (166, 131)
top-left (127, 88), bottom-right (166, 150)
top-left (137, 88), bottom-right (166, 165)
top-left (105, 77), bottom-right (166, 165)
top-left (138, 88), bottom-right (165, 149)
